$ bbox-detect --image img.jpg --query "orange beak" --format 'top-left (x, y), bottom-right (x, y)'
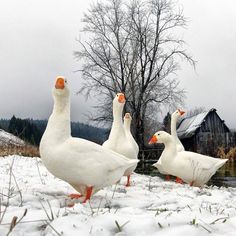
top-left (118, 93), bottom-right (125, 103)
top-left (148, 135), bottom-right (158, 144)
top-left (55, 77), bottom-right (65, 89)
top-left (178, 109), bottom-right (185, 116)
top-left (125, 113), bottom-right (131, 119)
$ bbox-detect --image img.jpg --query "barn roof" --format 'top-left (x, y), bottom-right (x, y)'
top-left (177, 108), bottom-right (229, 139)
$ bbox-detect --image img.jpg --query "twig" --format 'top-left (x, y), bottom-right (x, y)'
top-left (96, 197), bottom-right (104, 215)
top-left (46, 200), bottom-right (54, 221)
top-left (158, 222), bottom-right (163, 228)
top-left (88, 201), bottom-right (95, 216)
top-left (115, 220), bottom-right (130, 232)
top-left (115, 220), bottom-right (122, 232)
top-left (40, 200), bottom-right (54, 221)
top-left (35, 159), bottom-right (45, 185)
top-left (198, 224), bottom-right (212, 233)
top-left (6, 209), bottom-right (27, 235)
top-left (44, 220), bottom-right (62, 236)
top-left (210, 217), bottom-right (229, 225)
top-left (0, 158), bottom-right (15, 224)
top-left (6, 216), bottom-right (17, 236)
top-left (111, 183), bottom-right (118, 199)
top-left (0, 219), bottom-right (48, 226)
top-left (11, 171), bottom-right (23, 206)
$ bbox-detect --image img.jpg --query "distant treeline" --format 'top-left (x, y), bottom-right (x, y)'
top-left (0, 116), bottom-right (108, 146)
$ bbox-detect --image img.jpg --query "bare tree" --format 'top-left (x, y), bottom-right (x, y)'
top-left (75, 0), bottom-right (195, 148)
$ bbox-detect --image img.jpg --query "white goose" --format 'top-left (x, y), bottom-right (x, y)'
top-left (171, 109), bottom-right (185, 152)
top-left (153, 109), bottom-right (185, 180)
top-left (123, 113), bottom-right (139, 184)
top-left (40, 77), bottom-right (138, 203)
top-left (103, 95), bottom-right (138, 186)
top-left (123, 113), bottom-right (139, 156)
top-left (149, 131), bottom-right (228, 187)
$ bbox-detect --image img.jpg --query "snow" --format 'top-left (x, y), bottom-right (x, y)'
top-left (0, 129), bottom-right (25, 147)
top-left (1, 155), bottom-right (236, 236)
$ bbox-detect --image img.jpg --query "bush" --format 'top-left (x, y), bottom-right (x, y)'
top-left (226, 147), bottom-right (236, 161)
top-left (216, 146), bottom-right (236, 161)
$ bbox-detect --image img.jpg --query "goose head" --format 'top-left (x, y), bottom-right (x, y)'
top-left (53, 76), bottom-right (69, 98)
top-left (124, 112), bottom-right (132, 122)
top-left (124, 113), bottom-right (132, 128)
top-left (171, 109), bottom-right (185, 120)
top-left (148, 131), bottom-right (172, 144)
top-left (113, 93), bottom-right (126, 112)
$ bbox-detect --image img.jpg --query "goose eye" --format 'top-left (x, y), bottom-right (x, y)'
top-left (65, 79), bottom-right (67, 83)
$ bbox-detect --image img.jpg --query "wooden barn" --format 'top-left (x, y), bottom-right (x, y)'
top-left (177, 108), bottom-right (235, 156)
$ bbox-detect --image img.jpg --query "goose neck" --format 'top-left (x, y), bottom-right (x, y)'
top-left (171, 116), bottom-right (177, 137)
top-left (47, 96), bottom-right (71, 141)
top-left (124, 121), bottom-right (131, 132)
top-left (113, 105), bottom-right (123, 124)
top-left (162, 138), bottom-right (177, 161)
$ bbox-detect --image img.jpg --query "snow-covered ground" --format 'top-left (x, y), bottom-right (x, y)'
top-left (0, 156), bottom-right (236, 236)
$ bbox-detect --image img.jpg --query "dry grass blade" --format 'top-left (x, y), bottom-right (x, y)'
top-left (6, 209), bottom-right (27, 235)
top-left (40, 201), bottom-right (54, 222)
top-left (158, 222), bottom-right (163, 228)
top-left (0, 158), bottom-right (15, 224)
top-left (111, 183), bottom-right (118, 199)
top-left (210, 217), bottom-right (229, 225)
top-left (11, 171), bottom-right (23, 206)
top-left (44, 220), bottom-right (62, 236)
top-left (115, 220), bottom-right (130, 232)
top-left (115, 220), bottom-right (122, 232)
top-left (35, 159), bottom-right (45, 185)
top-left (198, 224), bottom-right (212, 233)
top-left (6, 216), bottom-right (18, 235)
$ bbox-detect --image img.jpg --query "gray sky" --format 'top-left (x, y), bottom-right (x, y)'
top-left (0, 0), bottom-right (236, 128)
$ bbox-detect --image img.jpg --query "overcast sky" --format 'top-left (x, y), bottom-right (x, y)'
top-left (0, 0), bottom-right (236, 128)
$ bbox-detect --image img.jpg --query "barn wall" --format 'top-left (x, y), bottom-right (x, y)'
top-left (194, 111), bottom-right (232, 156)
top-left (181, 137), bottom-right (196, 152)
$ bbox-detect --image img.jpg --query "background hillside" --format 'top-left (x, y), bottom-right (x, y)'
top-left (0, 117), bottom-right (108, 146)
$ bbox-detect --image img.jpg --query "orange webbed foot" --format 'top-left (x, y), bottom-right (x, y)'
top-left (69, 193), bottom-right (82, 199)
top-left (175, 177), bottom-right (183, 184)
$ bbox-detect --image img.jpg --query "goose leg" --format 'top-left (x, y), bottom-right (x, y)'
top-left (69, 193), bottom-right (82, 199)
top-left (175, 177), bottom-right (183, 184)
top-left (165, 175), bottom-right (171, 181)
top-left (126, 175), bottom-right (131, 187)
top-left (82, 186), bottom-right (93, 203)
top-left (67, 193), bottom-right (83, 207)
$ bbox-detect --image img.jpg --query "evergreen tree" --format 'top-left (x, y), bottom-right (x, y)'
top-left (163, 112), bottom-right (171, 134)
top-left (8, 116), bottom-right (41, 145)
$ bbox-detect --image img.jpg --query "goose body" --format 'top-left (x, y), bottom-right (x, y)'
top-left (40, 77), bottom-right (138, 202)
top-left (150, 131), bottom-right (228, 187)
top-left (123, 113), bottom-right (139, 156)
top-left (102, 96), bottom-right (138, 186)
top-left (155, 109), bottom-right (185, 175)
